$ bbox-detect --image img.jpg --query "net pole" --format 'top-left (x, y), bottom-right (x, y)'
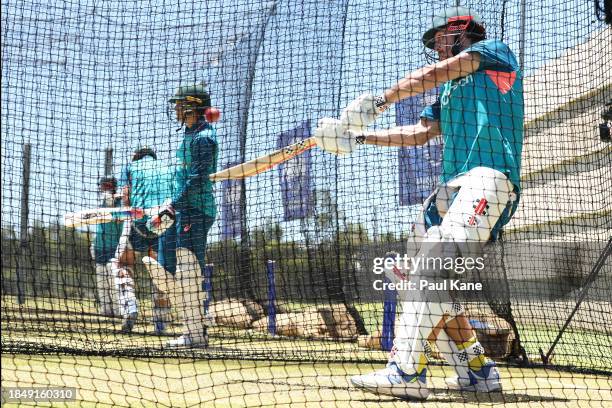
top-left (238, 2), bottom-right (277, 300)
top-left (204, 264), bottom-right (214, 316)
top-left (518, 0), bottom-right (527, 71)
top-left (266, 260), bottom-right (277, 335)
top-left (381, 276), bottom-right (397, 351)
top-left (16, 143), bottom-right (31, 305)
top-left (104, 148), bottom-right (113, 176)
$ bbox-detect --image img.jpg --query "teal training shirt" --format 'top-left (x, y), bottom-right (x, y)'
top-left (421, 39), bottom-right (524, 192)
top-left (94, 198), bottom-right (123, 264)
top-left (172, 121), bottom-right (218, 218)
top-left (119, 156), bottom-right (174, 209)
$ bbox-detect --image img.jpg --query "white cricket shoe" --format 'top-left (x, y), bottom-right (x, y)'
top-left (166, 332), bottom-right (208, 348)
top-left (446, 362), bottom-right (502, 392)
top-left (350, 362), bottom-right (430, 400)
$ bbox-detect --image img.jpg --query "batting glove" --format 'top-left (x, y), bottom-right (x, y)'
top-left (313, 117), bottom-right (357, 155)
top-left (340, 93), bottom-right (387, 130)
top-left (147, 200), bottom-right (176, 235)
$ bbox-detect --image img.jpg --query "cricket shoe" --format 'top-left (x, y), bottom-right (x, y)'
top-left (446, 361), bottom-right (502, 392)
top-left (350, 362), bottom-right (430, 400)
top-left (152, 307), bottom-right (172, 335)
top-left (166, 332), bottom-right (208, 348)
top-left (120, 312), bottom-right (138, 334)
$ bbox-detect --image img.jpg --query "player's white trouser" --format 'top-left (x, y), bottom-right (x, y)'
top-left (387, 167), bottom-right (514, 375)
top-left (109, 220), bottom-right (138, 318)
top-left (114, 218), bottom-right (133, 261)
top-left (111, 261), bottom-right (138, 317)
top-left (95, 263), bottom-right (120, 317)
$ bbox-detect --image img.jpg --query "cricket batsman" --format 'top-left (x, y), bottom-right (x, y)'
top-left (115, 147), bottom-right (175, 334)
top-left (91, 176), bottom-right (122, 318)
top-left (146, 82), bottom-right (219, 347)
top-left (314, 6), bottom-right (523, 400)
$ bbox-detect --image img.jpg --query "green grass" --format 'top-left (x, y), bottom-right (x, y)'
top-left (2, 295), bottom-right (611, 406)
top-left (2, 354), bottom-right (611, 407)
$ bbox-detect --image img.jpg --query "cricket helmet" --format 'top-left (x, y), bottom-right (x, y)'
top-left (132, 146), bottom-right (157, 161)
top-left (422, 6), bottom-right (486, 50)
top-left (168, 82), bottom-right (211, 110)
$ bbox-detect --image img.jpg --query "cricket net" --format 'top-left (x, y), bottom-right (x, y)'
top-left (2, 0), bottom-right (611, 406)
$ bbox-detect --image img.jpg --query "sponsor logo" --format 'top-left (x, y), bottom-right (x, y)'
top-left (391, 265), bottom-right (407, 281)
top-left (467, 198), bottom-right (489, 226)
top-left (440, 74), bottom-right (474, 106)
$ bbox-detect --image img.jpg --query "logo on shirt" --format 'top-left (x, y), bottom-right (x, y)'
top-left (440, 74), bottom-right (473, 106)
top-left (484, 70), bottom-right (517, 94)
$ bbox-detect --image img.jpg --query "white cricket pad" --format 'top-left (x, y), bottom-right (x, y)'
top-left (391, 301), bottom-right (464, 375)
top-left (143, 256), bottom-right (175, 294)
top-left (173, 248), bottom-right (208, 342)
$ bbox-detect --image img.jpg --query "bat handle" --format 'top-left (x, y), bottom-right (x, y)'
top-left (131, 208), bottom-right (146, 220)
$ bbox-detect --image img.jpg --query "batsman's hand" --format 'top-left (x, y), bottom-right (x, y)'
top-left (147, 200), bottom-right (176, 235)
top-left (340, 93), bottom-right (387, 130)
top-left (313, 118), bottom-right (357, 155)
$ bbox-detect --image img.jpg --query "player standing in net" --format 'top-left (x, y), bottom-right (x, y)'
top-left (115, 147), bottom-right (174, 335)
top-left (91, 177), bottom-right (123, 318)
top-left (314, 6), bottom-right (523, 400)
top-left (146, 82), bottom-right (218, 347)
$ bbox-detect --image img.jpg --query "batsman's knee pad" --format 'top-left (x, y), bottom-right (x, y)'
top-left (175, 248), bottom-right (202, 281)
top-left (175, 248), bottom-right (206, 325)
top-left (443, 167), bottom-right (513, 242)
top-left (111, 261), bottom-right (138, 316)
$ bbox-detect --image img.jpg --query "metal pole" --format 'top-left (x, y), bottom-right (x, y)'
top-left (266, 260), bottom-right (277, 335)
top-left (104, 148), bottom-right (113, 176)
top-left (238, 1), bottom-right (277, 299)
top-left (518, 0), bottom-right (527, 71)
top-left (16, 144), bottom-right (32, 305)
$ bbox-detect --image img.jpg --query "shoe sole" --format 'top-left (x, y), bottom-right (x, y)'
top-left (351, 379), bottom-right (430, 400)
top-left (446, 378), bottom-right (503, 393)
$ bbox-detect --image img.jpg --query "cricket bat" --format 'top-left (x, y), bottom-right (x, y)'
top-left (64, 206), bottom-right (157, 228)
top-left (209, 136), bottom-right (317, 181)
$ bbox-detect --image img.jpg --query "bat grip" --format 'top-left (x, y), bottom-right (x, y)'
top-left (131, 208), bottom-right (146, 219)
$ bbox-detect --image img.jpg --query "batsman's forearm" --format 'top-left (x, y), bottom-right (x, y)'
top-left (381, 53), bottom-right (481, 105)
top-left (362, 125), bottom-right (436, 147)
top-left (382, 65), bottom-right (440, 104)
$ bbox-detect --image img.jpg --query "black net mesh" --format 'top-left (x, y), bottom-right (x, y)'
top-left (2, 0), bottom-right (611, 406)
